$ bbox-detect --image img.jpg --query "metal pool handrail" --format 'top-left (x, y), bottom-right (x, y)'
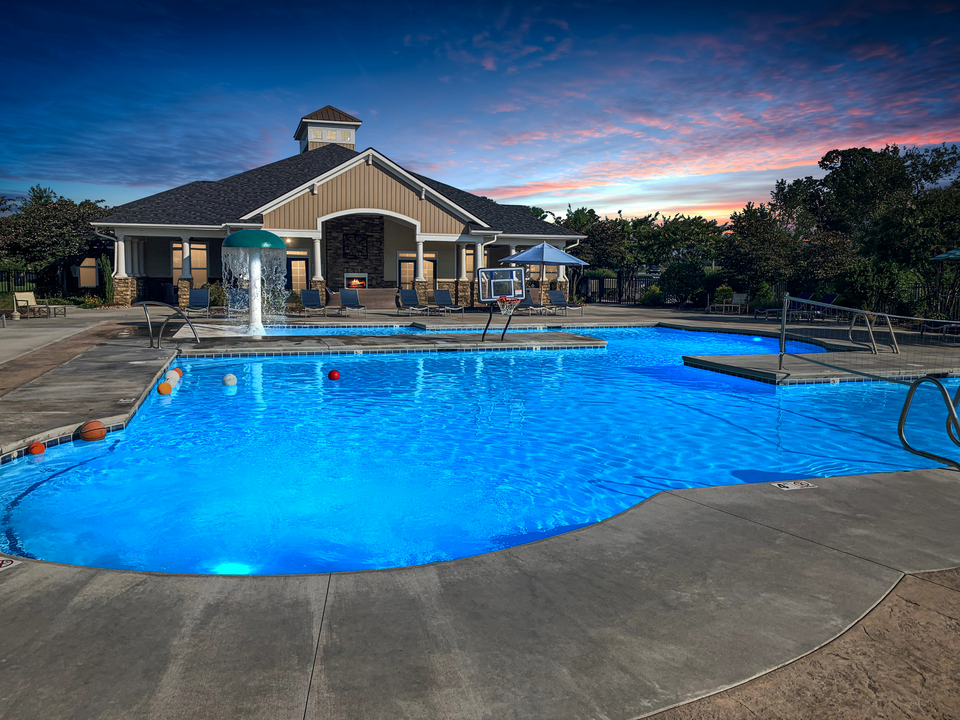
top-left (898, 376), bottom-right (960, 471)
top-left (134, 301), bottom-right (201, 349)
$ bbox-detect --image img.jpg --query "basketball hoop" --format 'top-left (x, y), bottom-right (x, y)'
top-left (497, 295), bottom-right (521, 316)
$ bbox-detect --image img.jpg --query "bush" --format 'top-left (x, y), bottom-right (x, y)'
top-left (285, 291), bottom-right (303, 310)
top-left (583, 268), bottom-right (617, 279)
top-left (639, 284), bottom-right (665, 306)
top-left (202, 281), bottom-right (227, 307)
top-left (99, 254), bottom-right (114, 304)
top-left (660, 260), bottom-right (706, 306)
top-left (752, 281), bottom-right (776, 309)
top-left (713, 284), bottom-right (734, 304)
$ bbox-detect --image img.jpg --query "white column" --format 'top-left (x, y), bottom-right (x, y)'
top-left (415, 236), bottom-right (425, 281)
top-left (312, 237), bottom-right (323, 281)
top-left (114, 233), bottom-right (128, 278)
top-left (559, 263), bottom-right (567, 281)
top-left (474, 241), bottom-right (484, 270)
top-left (137, 239), bottom-right (146, 277)
top-left (458, 243), bottom-right (468, 281)
top-left (508, 242), bottom-right (517, 266)
top-left (248, 249), bottom-right (264, 335)
top-left (180, 236), bottom-right (193, 279)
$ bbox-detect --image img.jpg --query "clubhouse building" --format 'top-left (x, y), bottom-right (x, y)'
top-left (92, 106), bottom-right (585, 308)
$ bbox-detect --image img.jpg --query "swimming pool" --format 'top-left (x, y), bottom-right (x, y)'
top-left (0, 327), bottom-right (950, 575)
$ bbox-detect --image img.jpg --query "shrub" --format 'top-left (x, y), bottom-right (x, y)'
top-left (713, 284), bottom-right (734, 304)
top-left (99, 254), bottom-right (114, 304)
top-left (639, 284), bottom-right (665, 306)
top-left (660, 260), bottom-right (706, 306)
top-left (202, 281), bottom-right (227, 307)
top-left (752, 281), bottom-right (776, 309)
top-left (286, 291), bottom-right (303, 310)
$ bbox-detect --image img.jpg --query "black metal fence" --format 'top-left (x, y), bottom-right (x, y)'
top-left (0, 270), bottom-right (38, 294)
top-left (577, 275), bottom-right (658, 304)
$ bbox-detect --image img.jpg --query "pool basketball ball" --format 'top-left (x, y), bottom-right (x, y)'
top-left (328, 370), bottom-right (340, 381)
top-left (157, 382), bottom-right (173, 395)
top-left (27, 442), bottom-right (45, 455)
top-left (78, 420), bottom-right (107, 442)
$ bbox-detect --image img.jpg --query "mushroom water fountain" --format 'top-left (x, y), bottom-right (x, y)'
top-left (221, 229), bottom-right (288, 335)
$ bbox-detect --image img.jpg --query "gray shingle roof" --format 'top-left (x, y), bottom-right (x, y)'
top-left (98, 145), bottom-right (582, 238)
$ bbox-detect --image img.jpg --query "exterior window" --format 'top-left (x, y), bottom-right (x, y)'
top-left (78, 257), bottom-right (98, 288)
top-left (340, 131), bottom-right (351, 142)
top-left (464, 246), bottom-right (475, 276)
top-left (326, 129), bottom-right (337, 140)
top-left (528, 263), bottom-right (559, 282)
top-left (311, 128), bottom-right (323, 140)
top-left (173, 242), bottom-right (208, 287)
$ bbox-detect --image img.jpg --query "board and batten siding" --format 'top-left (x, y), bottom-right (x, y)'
top-left (262, 163), bottom-right (469, 234)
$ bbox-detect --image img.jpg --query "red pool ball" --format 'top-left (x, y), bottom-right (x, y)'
top-left (328, 370), bottom-right (340, 381)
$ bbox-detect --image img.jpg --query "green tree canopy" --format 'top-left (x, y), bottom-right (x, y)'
top-left (0, 185), bottom-right (113, 269)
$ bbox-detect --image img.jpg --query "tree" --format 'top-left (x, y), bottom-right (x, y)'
top-left (719, 203), bottom-right (798, 292)
top-left (0, 186), bottom-right (113, 270)
top-left (659, 260), bottom-right (706, 306)
top-left (557, 205), bottom-right (599, 234)
top-left (527, 206), bottom-right (555, 221)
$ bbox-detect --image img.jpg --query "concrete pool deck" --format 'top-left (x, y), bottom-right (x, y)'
top-left (0, 306), bottom-right (958, 718)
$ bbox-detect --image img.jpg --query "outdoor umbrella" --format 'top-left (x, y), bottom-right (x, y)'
top-left (500, 242), bottom-right (588, 300)
top-left (931, 248), bottom-right (960, 261)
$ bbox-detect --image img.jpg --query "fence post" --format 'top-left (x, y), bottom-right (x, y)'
top-left (778, 293), bottom-right (789, 370)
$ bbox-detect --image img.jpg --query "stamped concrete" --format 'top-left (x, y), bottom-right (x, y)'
top-left (652, 570), bottom-right (960, 719)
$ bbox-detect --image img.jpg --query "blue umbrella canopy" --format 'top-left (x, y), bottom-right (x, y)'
top-left (501, 241), bottom-right (589, 266)
top-left (931, 248), bottom-right (960, 261)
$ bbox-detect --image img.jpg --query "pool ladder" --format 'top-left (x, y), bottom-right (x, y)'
top-left (134, 301), bottom-right (201, 349)
top-left (898, 376), bottom-right (960, 470)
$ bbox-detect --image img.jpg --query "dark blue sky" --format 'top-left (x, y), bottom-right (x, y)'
top-left (2, 0), bottom-right (958, 221)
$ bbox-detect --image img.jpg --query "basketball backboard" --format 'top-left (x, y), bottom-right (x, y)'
top-left (477, 267), bottom-right (525, 303)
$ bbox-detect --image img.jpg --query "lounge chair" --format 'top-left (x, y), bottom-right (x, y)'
top-left (516, 289), bottom-right (547, 315)
top-left (397, 288), bottom-right (429, 316)
top-left (431, 289), bottom-right (464, 316)
top-left (185, 288), bottom-right (210, 317)
top-left (548, 290), bottom-right (583, 316)
top-left (13, 291), bottom-right (68, 318)
top-left (754, 292), bottom-right (813, 321)
top-left (300, 289), bottom-right (327, 317)
top-left (338, 288), bottom-right (367, 317)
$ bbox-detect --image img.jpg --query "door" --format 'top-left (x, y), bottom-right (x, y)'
top-left (286, 257), bottom-right (308, 291)
top-left (397, 252), bottom-right (436, 290)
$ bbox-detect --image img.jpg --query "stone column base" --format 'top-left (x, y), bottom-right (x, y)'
top-left (113, 277), bottom-right (137, 307)
top-left (453, 280), bottom-right (473, 308)
top-left (413, 280), bottom-right (430, 305)
top-left (310, 278), bottom-right (327, 299)
top-left (177, 278), bottom-right (193, 309)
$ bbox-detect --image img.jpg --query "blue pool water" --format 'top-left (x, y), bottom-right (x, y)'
top-left (0, 327), bottom-right (952, 575)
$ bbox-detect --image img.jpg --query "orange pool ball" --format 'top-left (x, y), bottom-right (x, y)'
top-left (328, 370), bottom-right (340, 381)
top-left (173, 368), bottom-right (184, 378)
top-left (27, 442), bottom-right (45, 455)
top-left (157, 382), bottom-right (173, 395)
top-left (78, 420), bottom-right (107, 442)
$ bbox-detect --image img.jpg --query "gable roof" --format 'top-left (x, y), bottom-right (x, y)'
top-left (96, 144), bottom-right (583, 238)
top-left (301, 106), bottom-right (361, 124)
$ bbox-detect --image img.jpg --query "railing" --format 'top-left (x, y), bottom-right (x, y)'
top-left (134, 301), bottom-right (201, 349)
top-left (778, 295), bottom-right (900, 369)
top-left (898, 376), bottom-right (960, 471)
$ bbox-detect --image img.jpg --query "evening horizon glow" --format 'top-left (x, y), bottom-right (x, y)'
top-left (1, 0), bottom-right (958, 223)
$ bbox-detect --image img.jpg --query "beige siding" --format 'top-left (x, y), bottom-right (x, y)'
top-left (263, 163), bottom-right (468, 234)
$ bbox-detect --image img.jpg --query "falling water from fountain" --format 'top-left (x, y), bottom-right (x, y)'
top-left (221, 230), bottom-right (288, 335)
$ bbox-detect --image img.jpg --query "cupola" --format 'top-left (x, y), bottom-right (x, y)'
top-left (294, 106), bottom-right (362, 153)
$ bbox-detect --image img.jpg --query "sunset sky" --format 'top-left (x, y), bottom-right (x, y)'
top-left (2, 0), bottom-right (958, 223)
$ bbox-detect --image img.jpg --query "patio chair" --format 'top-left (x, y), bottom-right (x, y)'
top-left (300, 289), bottom-right (327, 317)
top-left (13, 291), bottom-right (68, 319)
top-left (338, 288), bottom-right (367, 317)
top-left (431, 289), bottom-right (464, 316)
top-left (711, 293), bottom-right (748, 315)
top-left (185, 288), bottom-right (210, 317)
top-left (397, 288), bottom-right (429, 316)
top-left (516, 289), bottom-right (548, 315)
top-left (548, 290), bottom-right (583, 316)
